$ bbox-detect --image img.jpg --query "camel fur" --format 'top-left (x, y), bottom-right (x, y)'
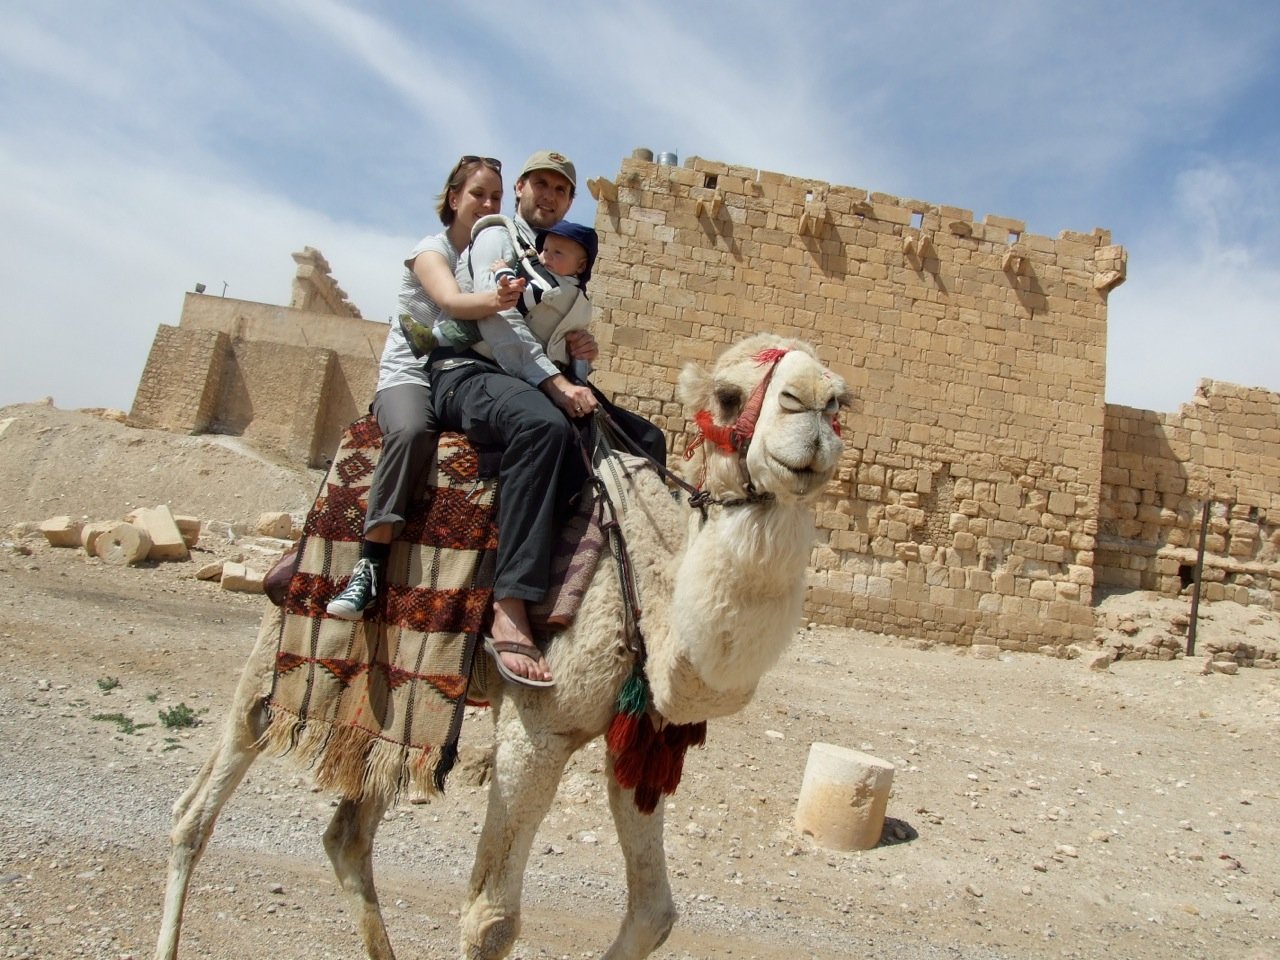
top-left (154, 332), bottom-right (849, 960)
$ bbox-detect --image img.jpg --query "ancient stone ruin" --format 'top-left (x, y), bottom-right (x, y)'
top-left (128, 149), bottom-right (1280, 652)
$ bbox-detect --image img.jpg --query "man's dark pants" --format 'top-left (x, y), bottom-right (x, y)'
top-left (430, 360), bottom-right (584, 603)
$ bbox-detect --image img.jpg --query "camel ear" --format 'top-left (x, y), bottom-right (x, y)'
top-left (677, 362), bottom-right (712, 411)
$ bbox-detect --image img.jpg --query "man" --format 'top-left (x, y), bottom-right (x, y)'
top-left (430, 151), bottom-right (597, 688)
top-left (466, 151), bottom-right (599, 419)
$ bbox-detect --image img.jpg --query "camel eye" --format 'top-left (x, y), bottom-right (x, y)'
top-left (778, 391), bottom-right (806, 413)
top-left (713, 384), bottom-right (742, 419)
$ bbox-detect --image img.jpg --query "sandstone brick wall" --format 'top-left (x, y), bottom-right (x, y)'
top-left (126, 151), bottom-right (1280, 651)
top-left (129, 324), bottom-right (228, 433)
top-left (1099, 382), bottom-right (1280, 607)
top-left (588, 153), bottom-right (1130, 651)
top-left (130, 281), bottom-right (386, 467)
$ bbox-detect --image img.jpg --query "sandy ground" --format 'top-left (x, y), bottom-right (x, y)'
top-left (1, 402), bottom-right (1278, 960)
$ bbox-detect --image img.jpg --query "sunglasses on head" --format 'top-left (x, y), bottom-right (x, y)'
top-left (458, 155), bottom-right (501, 172)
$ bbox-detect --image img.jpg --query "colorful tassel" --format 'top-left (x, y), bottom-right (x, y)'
top-left (615, 666), bottom-right (650, 716)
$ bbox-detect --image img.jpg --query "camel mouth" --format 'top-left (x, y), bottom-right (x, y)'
top-left (763, 457), bottom-right (834, 498)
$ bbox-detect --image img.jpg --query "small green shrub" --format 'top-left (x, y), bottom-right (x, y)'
top-left (97, 677), bottom-right (121, 693)
top-left (158, 703), bottom-right (203, 729)
top-left (92, 712), bottom-right (137, 734)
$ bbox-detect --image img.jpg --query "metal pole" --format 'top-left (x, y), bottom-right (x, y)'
top-left (1186, 499), bottom-right (1211, 656)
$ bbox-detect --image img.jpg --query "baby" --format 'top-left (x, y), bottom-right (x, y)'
top-left (443, 220), bottom-right (598, 369)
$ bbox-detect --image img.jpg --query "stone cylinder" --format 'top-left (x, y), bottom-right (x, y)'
top-left (795, 742), bottom-right (894, 851)
top-left (94, 522), bottom-right (152, 566)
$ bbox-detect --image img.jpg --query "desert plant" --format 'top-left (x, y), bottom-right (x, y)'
top-left (158, 703), bottom-right (203, 729)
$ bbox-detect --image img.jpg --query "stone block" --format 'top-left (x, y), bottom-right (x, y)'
top-left (221, 562), bottom-right (265, 594)
top-left (195, 561), bottom-right (225, 581)
top-left (134, 505), bottom-right (189, 561)
top-left (795, 743), bottom-right (894, 852)
top-left (40, 515), bottom-right (83, 548)
top-left (256, 512), bottom-right (294, 539)
top-left (173, 515), bottom-right (202, 547)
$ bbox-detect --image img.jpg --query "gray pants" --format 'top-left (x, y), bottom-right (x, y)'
top-left (364, 382), bottom-right (438, 536)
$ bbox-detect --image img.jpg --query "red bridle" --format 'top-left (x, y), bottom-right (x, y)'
top-left (683, 348), bottom-right (841, 464)
top-left (683, 348), bottom-right (789, 459)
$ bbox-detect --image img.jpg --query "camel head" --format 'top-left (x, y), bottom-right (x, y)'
top-left (678, 334), bottom-right (850, 504)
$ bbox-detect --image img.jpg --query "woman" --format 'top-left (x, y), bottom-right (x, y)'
top-left (327, 155), bottom-right (521, 619)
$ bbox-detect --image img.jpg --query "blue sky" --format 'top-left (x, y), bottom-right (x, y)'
top-left (2, 1), bottom-right (1278, 414)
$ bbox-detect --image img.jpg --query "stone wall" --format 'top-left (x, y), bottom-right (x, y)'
top-left (1098, 382), bottom-right (1280, 607)
top-left (130, 252), bottom-right (387, 467)
top-left (126, 151), bottom-right (1280, 649)
top-left (586, 153), bottom-right (1130, 651)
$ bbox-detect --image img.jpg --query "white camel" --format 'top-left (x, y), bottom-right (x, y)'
top-left (154, 332), bottom-right (849, 960)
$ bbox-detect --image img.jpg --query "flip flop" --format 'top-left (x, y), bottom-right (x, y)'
top-left (484, 636), bottom-right (555, 689)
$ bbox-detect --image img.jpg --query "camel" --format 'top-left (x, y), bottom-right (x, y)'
top-left (154, 332), bottom-right (850, 960)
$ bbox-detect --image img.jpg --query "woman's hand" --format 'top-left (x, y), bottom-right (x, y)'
top-left (564, 330), bottom-right (599, 362)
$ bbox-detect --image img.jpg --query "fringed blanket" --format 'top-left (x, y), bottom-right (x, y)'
top-left (261, 416), bottom-right (497, 802)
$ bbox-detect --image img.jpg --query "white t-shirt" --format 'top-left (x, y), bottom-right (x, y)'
top-left (376, 231), bottom-right (457, 392)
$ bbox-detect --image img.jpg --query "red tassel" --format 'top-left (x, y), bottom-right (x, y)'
top-left (634, 783), bottom-right (661, 815)
top-left (664, 751), bottom-right (686, 793)
top-left (610, 714), bottom-right (655, 789)
top-left (752, 347), bottom-right (789, 366)
top-left (606, 711), bottom-right (640, 754)
top-left (643, 737), bottom-right (675, 794)
top-left (613, 747), bottom-right (645, 789)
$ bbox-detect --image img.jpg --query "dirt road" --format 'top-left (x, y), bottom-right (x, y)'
top-left (1, 403), bottom-right (1277, 960)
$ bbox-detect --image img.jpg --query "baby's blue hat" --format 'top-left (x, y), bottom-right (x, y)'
top-left (537, 221), bottom-right (599, 287)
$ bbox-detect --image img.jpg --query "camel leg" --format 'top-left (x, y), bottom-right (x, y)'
top-left (324, 794), bottom-right (395, 960)
top-left (155, 607), bottom-right (283, 960)
top-left (153, 684), bottom-right (270, 959)
top-left (460, 702), bottom-right (578, 960)
top-left (601, 774), bottom-right (677, 960)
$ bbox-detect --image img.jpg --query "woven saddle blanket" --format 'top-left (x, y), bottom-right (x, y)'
top-left (261, 415), bottom-right (498, 801)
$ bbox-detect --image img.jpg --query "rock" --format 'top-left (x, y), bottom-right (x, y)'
top-left (94, 522), bottom-right (152, 566)
top-left (1088, 651), bottom-right (1114, 671)
top-left (221, 562), bottom-right (265, 594)
top-left (256, 512), bottom-right (294, 539)
top-left (1209, 661), bottom-right (1239, 675)
top-left (80, 521), bottom-right (117, 556)
top-left (133, 505), bottom-right (190, 561)
top-left (970, 644), bottom-right (1000, 660)
top-left (39, 515), bottom-right (83, 548)
top-left (173, 515), bottom-right (203, 547)
top-left (795, 742), bottom-right (894, 852)
top-left (195, 561), bottom-right (225, 581)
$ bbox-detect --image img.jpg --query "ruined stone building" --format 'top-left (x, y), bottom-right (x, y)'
top-left (129, 151), bottom-right (1280, 651)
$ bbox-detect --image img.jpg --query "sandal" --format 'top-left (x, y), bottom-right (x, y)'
top-left (484, 636), bottom-right (555, 689)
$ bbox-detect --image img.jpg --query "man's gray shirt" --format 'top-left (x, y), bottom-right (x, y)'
top-left (459, 214), bottom-right (561, 387)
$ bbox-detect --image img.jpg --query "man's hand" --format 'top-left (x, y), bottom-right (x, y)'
top-left (539, 373), bottom-right (597, 419)
top-left (564, 330), bottom-right (599, 362)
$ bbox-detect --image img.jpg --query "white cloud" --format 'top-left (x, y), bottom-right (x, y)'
top-left (0, 145), bottom-right (402, 411)
top-left (1107, 158), bottom-right (1280, 410)
top-left (2, 0), bottom-right (1279, 418)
